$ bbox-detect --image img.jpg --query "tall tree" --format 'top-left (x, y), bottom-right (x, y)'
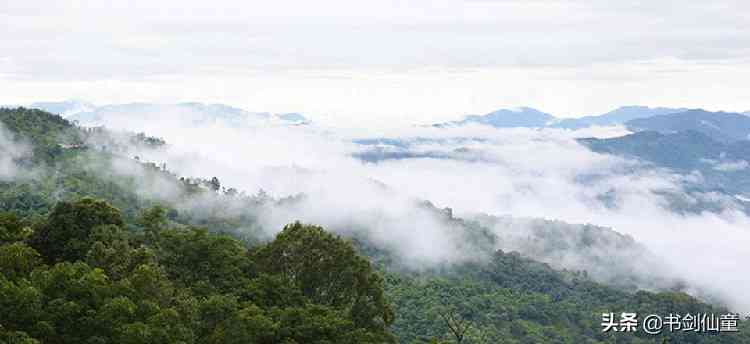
top-left (251, 222), bottom-right (395, 340)
top-left (29, 197), bottom-right (124, 263)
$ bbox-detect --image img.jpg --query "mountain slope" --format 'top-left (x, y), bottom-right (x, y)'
top-left (626, 109), bottom-right (750, 142)
top-left (579, 130), bottom-right (750, 201)
top-left (579, 131), bottom-right (726, 170)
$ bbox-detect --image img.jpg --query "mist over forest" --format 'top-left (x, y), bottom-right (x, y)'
top-left (1, 101), bottom-right (748, 343)
top-left (62, 102), bottom-right (750, 311)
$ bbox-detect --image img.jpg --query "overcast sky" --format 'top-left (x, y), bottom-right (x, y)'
top-left (2, 0), bottom-right (749, 126)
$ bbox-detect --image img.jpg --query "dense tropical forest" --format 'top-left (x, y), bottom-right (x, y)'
top-left (1, 107), bottom-right (748, 343)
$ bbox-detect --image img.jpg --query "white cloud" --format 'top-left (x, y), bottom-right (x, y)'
top-left (0, 123), bottom-right (30, 181)
top-left (714, 160), bottom-right (748, 172)
top-left (87, 110), bottom-right (750, 311)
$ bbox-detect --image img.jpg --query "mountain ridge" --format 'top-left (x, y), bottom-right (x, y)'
top-left (434, 105), bottom-right (688, 129)
top-left (25, 100), bottom-right (311, 127)
top-left (551, 105), bottom-right (688, 129)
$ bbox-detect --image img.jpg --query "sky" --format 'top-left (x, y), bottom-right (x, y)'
top-left (2, 0), bottom-right (750, 126)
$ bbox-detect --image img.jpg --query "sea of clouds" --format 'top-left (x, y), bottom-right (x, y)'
top-left (27, 107), bottom-right (750, 312)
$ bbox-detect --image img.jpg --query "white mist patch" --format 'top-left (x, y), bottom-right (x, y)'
top-left (0, 124), bottom-right (31, 181)
top-left (714, 160), bottom-right (749, 172)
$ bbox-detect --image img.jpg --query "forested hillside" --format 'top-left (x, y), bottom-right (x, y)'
top-left (1, 107), bottom-right (748, 343)
top-left (1, 200), bottom-right (393, 343)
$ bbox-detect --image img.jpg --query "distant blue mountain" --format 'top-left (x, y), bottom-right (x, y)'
top-left (68, 102), bottom-right (274, 127)
top-left (29, 99), bottom-right (96, 117)
top-left (277, 113), bottom-right (308, 123)
top-left (580, 130), bottom-right (731, 171)
top-left (352, 137), bottom-right (489, 163)
top-left (551, 106), bottom-right (686, 129)
top-left (26, 100), bottom-right (310, 127)
top-left (435, 105), bottom-right (688, 129)
top-left (434, 107), bottom-right (555, 128)
top-left (579, 130), bottom-right (750, 212)
top-left (626, 109), bottom-right (750, 142)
